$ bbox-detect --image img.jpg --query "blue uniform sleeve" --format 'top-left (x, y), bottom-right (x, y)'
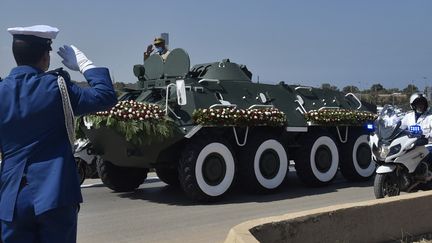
top-left (66, 67), bottom-right (117, 116)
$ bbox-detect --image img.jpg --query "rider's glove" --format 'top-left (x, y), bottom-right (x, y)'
top-left (57, 45), bottom-right (96, 73)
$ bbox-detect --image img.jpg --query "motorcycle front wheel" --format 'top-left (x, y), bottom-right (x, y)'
top-left (374, 172), bottom-right (401, 198)
top-left (76, 158), bottom-right (86, 185)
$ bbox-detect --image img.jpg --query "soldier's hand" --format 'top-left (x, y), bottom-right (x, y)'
top-left (146, 44), bottom-right (154, 54)
top-left (58, 45), bottom-right (95, 73)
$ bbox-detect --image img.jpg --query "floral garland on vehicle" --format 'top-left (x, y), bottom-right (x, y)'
top-left (304, 108), bottom-right (377, 126)
top-left (192, 107), bottom-right (287, 127)
top-left (76, 100), bottom-right (178, 146)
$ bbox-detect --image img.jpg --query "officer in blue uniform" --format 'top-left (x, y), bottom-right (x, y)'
top-left (0, 25), bottom-right (117, 242)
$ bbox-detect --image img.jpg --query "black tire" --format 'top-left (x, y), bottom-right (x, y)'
top-left (238, 134), bottom-right (288, 192)
top-left (76, 158), bottom-right (86, 185)
top-left (156, 168), bottom-right (180, 186)
top-left (340, 134), bottom-right (375, 181)
top-left (178, 137), bottom-right (236, 202)
top-left (374, 173), bottom-right (401, 198)
top-left (295, 133), bottom-right (339, 186)
top-left (96, 158), bottom-right (148, 192)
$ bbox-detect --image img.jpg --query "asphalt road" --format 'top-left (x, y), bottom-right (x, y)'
top-left (77, 169), bottom-right (375, 243)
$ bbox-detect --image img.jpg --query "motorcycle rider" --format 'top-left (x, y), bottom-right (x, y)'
top-left (400, 93), bottom-right (432, 153)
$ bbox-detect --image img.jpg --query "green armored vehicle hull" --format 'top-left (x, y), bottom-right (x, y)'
top-left (83, 49), bottom-right (376, 201)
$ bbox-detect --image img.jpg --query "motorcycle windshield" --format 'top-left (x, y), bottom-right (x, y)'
top-left (376, 105), bottom-right (405, 141)
top-left (375, 119), bottom-right (398, 140)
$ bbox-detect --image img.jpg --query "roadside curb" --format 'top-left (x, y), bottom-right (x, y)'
top-left (224, 190), bottom-right (432, 243)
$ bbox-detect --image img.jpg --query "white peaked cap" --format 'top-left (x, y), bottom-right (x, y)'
top-left (7, 25), bottom-right (59, 39)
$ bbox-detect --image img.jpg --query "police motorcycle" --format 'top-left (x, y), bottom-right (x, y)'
top-left (74, 138), bottom-right (98, 185)
top-left (369, 106), bottom-right (432, 198)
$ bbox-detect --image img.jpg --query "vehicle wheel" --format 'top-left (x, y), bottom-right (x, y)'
top-left (76, 158), bottom-right (86, 185)
top-left (96, 158), bottom-right (148, 192)
top-left (340, 134), bottom-right (375, 181)
top-left (374, 172), bottom-right (401, 198)
top-left (295, 134), bottom-right (339, 186)
top-left (178, 137), bottom-right (235, 202)
top-left (239, 135), bottom-right (288, 192)
top-left (156, 168), bottom-right (180, 186)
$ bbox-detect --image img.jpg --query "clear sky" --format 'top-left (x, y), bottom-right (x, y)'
top-left (1, 0), bottom-right (431, 90)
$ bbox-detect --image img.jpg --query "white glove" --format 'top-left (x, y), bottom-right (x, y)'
top-left (57, 45), bottom-right (96, 73)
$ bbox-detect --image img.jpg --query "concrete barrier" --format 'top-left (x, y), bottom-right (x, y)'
top-left (224, 190), bottom-right (432, 243)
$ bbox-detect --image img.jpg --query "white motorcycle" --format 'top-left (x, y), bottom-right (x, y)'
top-left (369, 107), bottom-right (432, 198)
top-left (74, 139), bottom-right (99, 185)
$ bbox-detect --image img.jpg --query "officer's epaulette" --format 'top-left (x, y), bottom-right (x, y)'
top-left (44, 68), bottom-right (71, 82)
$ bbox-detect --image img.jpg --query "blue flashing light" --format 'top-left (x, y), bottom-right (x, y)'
top-left (366, 123), bottom-right (375, 132)
top-left (409, 124), bottom-right (422, 135)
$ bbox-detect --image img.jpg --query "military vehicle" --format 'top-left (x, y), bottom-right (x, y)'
top-left (83, 49), bottom-right (376, 201)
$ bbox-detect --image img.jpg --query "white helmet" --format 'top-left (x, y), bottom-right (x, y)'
top-left (409, 93), bottom-right (428, 113)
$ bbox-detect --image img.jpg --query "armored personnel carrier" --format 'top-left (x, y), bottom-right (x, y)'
top-left (82, 49), bottom-right (376, 201)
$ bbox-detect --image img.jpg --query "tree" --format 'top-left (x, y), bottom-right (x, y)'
top-left (321, 83), bottom-right (339, 91)
top-left (342, 85), bottom-right (359, 93)
top-left (402, 84), bottom-right (418, 95)
top-left (370, 83), bottom-right (384, 93)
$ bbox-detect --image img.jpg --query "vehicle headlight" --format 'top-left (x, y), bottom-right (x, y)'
top-left (379, 145), bottom-right (389, 158)
top-left (387, 144), bottom-right (401, 157)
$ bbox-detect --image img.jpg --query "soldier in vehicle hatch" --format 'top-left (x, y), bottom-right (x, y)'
top-left (144, 37), bottom-right (170, 62)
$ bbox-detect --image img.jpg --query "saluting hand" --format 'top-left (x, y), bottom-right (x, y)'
top-left (146, 44), bottom-right (154, 54)
top-left (57, 45), bottom-right (95, 73)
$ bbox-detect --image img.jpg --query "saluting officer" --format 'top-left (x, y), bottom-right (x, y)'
top-left (0, 25), bottom-right (117, 242)
top-left (144, 37), bottom-right (170, 61)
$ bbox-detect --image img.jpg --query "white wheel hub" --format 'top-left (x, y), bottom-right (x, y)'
top-left (254, 139), bottom-right (288, 189)
top-left (352, 135), bottom-right (375, 177)
top-left (195, 142), bottom-right (235, 197)
top-left (310, 136), bottom-right (339, 182)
